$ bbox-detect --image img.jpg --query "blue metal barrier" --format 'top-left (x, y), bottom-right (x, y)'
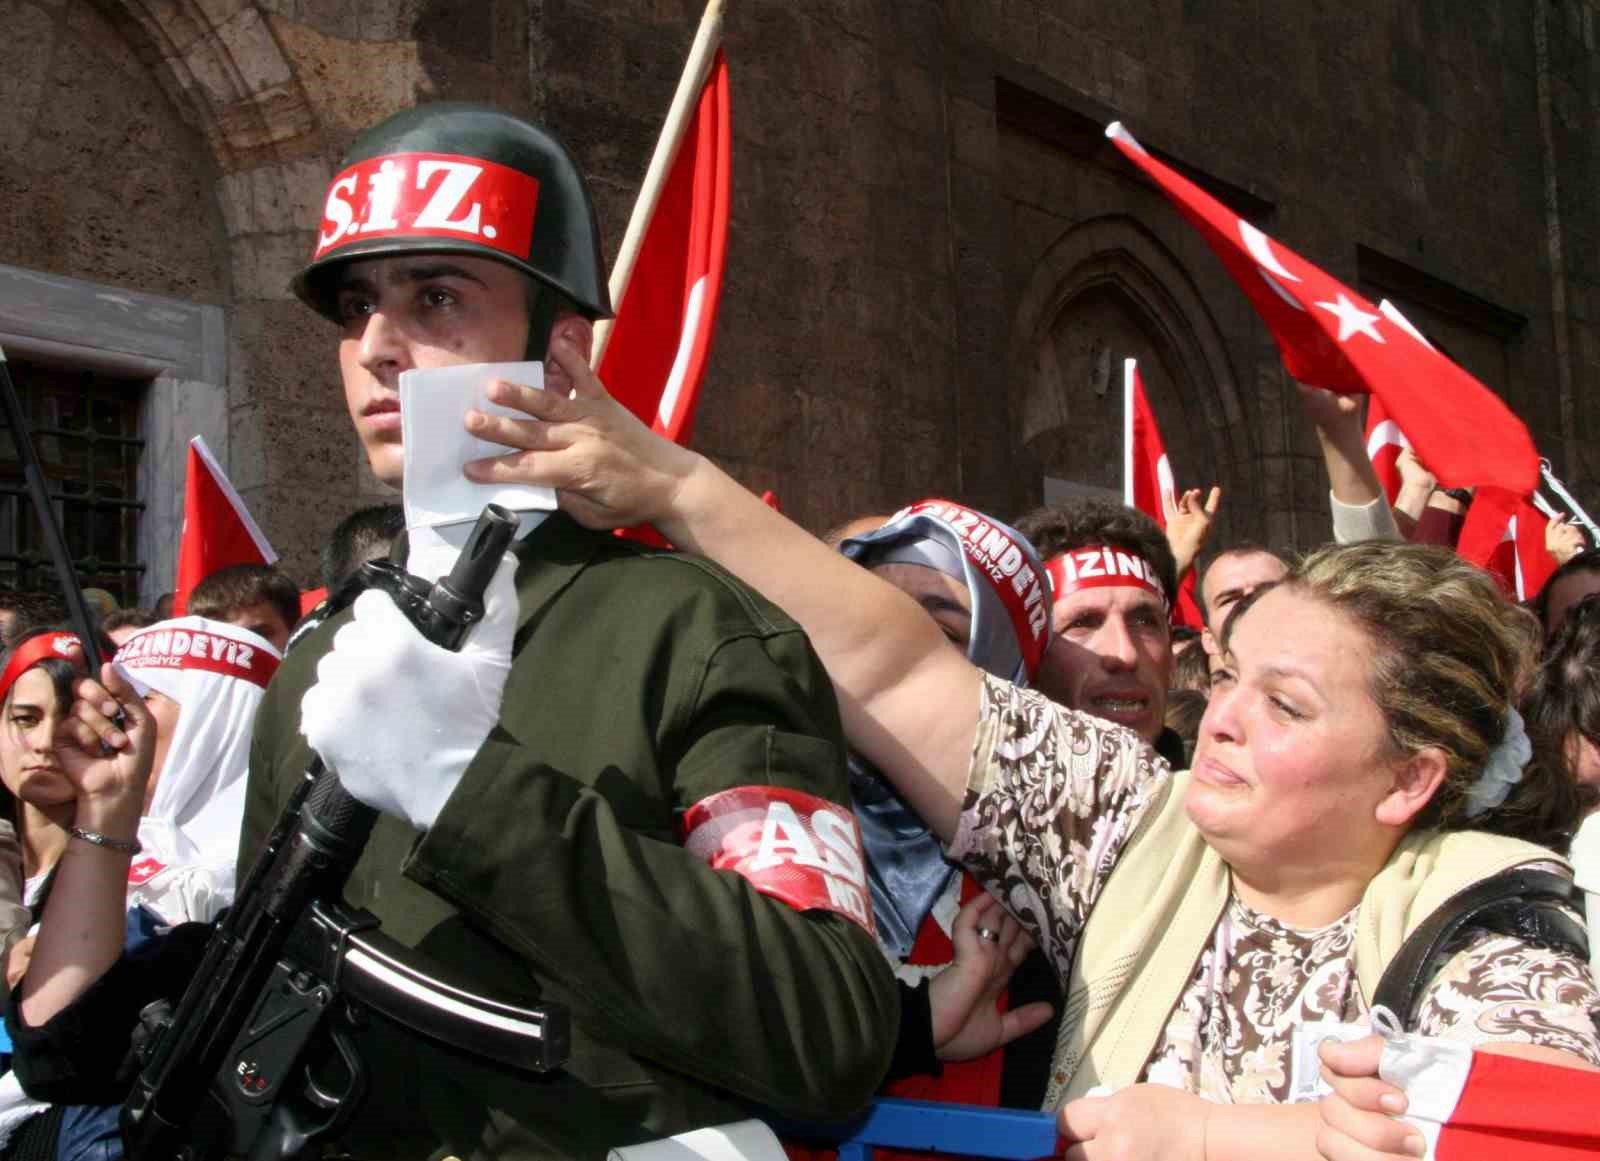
top-left (795, 1098), bottom-right (1060, 1160)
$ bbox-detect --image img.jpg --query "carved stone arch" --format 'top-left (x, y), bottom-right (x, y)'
top-left (75, 2), bottom-right (342, 581)
top-left (1007, 215), bottom-right (1259, 540)
top-left (92, 0), bottom-right (321, 171)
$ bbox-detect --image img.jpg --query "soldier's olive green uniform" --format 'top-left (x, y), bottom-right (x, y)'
top-left (244, 515), bottom-right (898, 1159)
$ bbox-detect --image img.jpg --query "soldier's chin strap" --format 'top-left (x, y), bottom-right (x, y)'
top-left (523, 282), bottom-right (570, 362)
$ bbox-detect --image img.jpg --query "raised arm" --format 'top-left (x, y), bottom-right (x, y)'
top-left (1296, 385), bottom-right (1400, 543)
top-left (20, 664), bottom-right (155, 1027)
top-left (1391, 448), bottom-right (1436, 539)
top-left (1546, 513), bottom-right (1588, 565)
top-left (1164, 485), bottom-right (1222, 580)
top-left (463, 338), bottom-right (984, 840)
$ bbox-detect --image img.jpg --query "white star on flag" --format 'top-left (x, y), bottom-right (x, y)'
top-left (1315, 293), bottom-right (1385, 344)
top-left (1104, 119), bottom-right (1540, 494)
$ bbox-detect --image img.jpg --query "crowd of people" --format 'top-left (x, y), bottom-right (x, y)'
top-left (0, 98), bottom-right (1593, 1161)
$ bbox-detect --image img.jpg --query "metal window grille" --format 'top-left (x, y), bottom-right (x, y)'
top-left (0, 358), bottom-right (146, 607)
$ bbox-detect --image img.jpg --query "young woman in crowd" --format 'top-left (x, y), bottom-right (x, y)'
top-left (2, 618), bottom-right (279, 1161)
top-left (833, 502), bottom-right (1056, 1110)
top-left (0, 627), bottom-right (104, 1156)
top-left (1525, 593), bottom-right (1600, 801)
top-left (450, 340), bottom-right (1599, 1158)
top-left (0, 628), bottom-right (86, 962)
top-left (1533, 547), bottom-right (1600, 640)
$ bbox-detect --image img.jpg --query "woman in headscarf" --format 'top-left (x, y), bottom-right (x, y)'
top-left (109, 616), bottom-right (280, 925)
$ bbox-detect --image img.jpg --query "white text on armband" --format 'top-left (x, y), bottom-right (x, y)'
top-left (680, 787), bottom-right (876, 935)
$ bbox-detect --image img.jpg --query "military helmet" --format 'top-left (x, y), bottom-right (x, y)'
top-left (292, 103), bottom-right (612, 323)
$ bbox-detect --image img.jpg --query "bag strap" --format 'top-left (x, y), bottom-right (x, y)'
top-left (1372, 867), bottom-right (1589, 1028)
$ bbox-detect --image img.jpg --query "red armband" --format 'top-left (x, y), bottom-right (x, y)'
top-left (681, 786), bottom-right (876, 936)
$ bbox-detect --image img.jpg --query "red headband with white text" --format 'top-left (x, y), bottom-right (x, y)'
top-left (115, 624), bottom-right (279, 690)
top-left (313, 152), bottom-right (541, 264)
top-left (1046, 545), bottom-right (1168, 606)
top-left (896, 500), bottom-right (1051, 680)
top-left (0, 632), bottom-right (83, 705)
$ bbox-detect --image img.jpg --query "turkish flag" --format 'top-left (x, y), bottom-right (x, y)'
top-left (172, 436), bottom-right (276, 615)
top-left (1456, 486), bottom-right (1556, 601)
top-left (597, 49), bottom-right (730, 446)
top-left (1364, 390), bottom-right (1413, 506)
top-left (1106, 123), bottom-right (1538, 497)
top-left (1384, 1039), bottom-right (1600, 1161)
top-left (1123, 359), bottom-right (1204, 628)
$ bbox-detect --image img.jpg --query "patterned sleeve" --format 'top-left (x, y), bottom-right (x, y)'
top-left (1412, 922), bottom-right (1600, 1066)
top-left (945, 672), bottom-right (1170, 980)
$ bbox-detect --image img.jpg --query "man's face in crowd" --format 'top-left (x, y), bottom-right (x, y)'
top-left (1200, 550), bottom-right (1289, 657)
top-left (1034, 583), bottom-right (1172, 741)
top-left (220, 600), bottom-right (293, 654)
top-left (870, 563), bottom-right (972, 651)
top-left (335, 254), bottom-right (588, 488)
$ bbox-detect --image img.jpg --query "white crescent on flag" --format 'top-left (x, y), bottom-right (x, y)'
top-left (1366, 418), bottom-right (1411, 463)
top-left (657, 275), bottom-right (708, 432)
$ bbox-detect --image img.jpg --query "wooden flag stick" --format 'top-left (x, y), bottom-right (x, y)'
top-left (591, 0), bottom-right (726, 367)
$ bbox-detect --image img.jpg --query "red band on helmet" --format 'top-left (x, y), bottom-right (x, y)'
top-left (312, 152), bottom-right (541, 263)
top-left (1046, 546), bottom-right (1167, 605)
top-left (114, 628), bottom-right (279, 689)
top-left (0, 632), bottom-right (82, 704)
top-left (899, 500), bottom-right (1051, 678)
top-left (681, 786), bottom-right (875, 935)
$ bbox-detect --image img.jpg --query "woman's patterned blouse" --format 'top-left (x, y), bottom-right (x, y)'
top-left (947, 675), bottom-right (1600, 1104)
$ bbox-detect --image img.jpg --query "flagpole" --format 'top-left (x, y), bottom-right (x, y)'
top-left (592, 0), bottom-right (726, 367)
top-left (1540, 460), bottom-right (1600, 543)
top-left (1122, 358), bottom-right (1136, 508)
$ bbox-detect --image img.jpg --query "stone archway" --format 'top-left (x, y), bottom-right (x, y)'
top-left (1007, 214), bottom-right (1258, 542)
top-left (95, 0), bottom-right (319, 170)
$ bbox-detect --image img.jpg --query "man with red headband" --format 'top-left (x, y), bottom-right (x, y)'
top-left (1015, 498), bottom-right (1186, 767)
top-left (9, 103), bottom-right (895, 1160)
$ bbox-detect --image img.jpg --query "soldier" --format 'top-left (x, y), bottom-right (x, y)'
top-left (13, 104), bottom-right (896, 1159)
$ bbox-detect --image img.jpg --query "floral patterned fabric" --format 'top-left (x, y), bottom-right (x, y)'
top-left (949, 674), bottom-right (1600, 1105)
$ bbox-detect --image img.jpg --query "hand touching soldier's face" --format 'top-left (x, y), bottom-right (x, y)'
top-left (335, 255), bottom-right (532, 487)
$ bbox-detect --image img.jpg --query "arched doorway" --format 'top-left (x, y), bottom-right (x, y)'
top-left (1007, 215), bottom-right (1259, 545)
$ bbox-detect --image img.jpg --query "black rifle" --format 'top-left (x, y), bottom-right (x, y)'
top-left (121, 505), bottom-right (570, 1161)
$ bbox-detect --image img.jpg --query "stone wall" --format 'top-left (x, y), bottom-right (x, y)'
top-left (0, 0), bottom-right (1596, 594)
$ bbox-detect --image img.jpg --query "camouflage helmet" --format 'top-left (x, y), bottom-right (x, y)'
top-left (292, 102), bottom-right (612, 324)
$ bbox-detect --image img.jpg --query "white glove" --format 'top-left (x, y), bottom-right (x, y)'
top-left (300, 553), bottom-right (519, 830)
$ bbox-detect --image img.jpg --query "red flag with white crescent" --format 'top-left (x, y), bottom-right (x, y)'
top-left (1382, 1038), bottom-right (1600, 1161)
top-left (1106, 123), bottom-right (1538, 497)
top-left (173, 436), bottom-right (276, 616)
top-left (1364, 390), bottom-right (1412, 506)
top-left (1457, 486), bottom-right (1557, 601)
top-left (1123, 359), bottom-right (1204, 628)
top-left (598, 49), bottom-right (730, 446)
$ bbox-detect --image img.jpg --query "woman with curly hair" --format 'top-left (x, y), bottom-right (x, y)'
top-left (451, 344), bottom-right (1600, 1160)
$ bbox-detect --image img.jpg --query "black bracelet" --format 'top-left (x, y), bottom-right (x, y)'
top-left (68, 826), bottom-right (142, 855)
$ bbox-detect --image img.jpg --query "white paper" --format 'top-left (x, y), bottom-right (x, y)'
top-left (399, 361), bottom-right (555, 531)
top-left (607, 1121), bottom-right (787, 1161)
top-left (1288, 1019), bottom-right (1373, 1102)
